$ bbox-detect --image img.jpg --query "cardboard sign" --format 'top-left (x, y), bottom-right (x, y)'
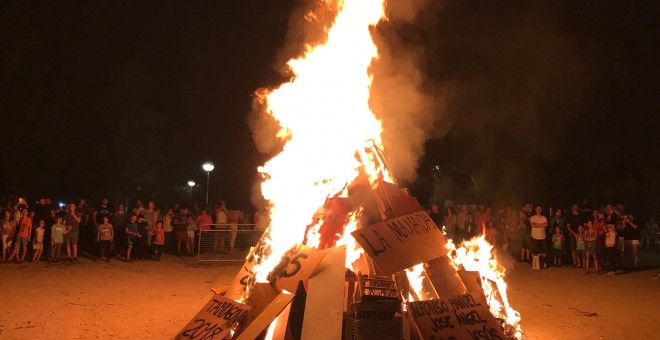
top-left (235, 292), bottom-right (294, 340)
top-left (224, 247), bottom-right (258, 301)
top-left (176, 294), bottom-right (252, 340)
top-left (267, 244), bottom-right (326, 293)
top-left (352, 211), bottom-right (447, 275)
top-left (301, 246), bottom-right (346, 340)
top-left (408, 293), bottom-right (505, 340)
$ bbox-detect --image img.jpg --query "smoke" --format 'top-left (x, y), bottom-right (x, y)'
top-left (248, 0), bottom-right (445, 209)
top-left (370, 0), bottom-right (447, 183)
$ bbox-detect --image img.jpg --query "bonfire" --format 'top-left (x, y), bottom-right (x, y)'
top-left (177, 1), bottom-right (522, 339)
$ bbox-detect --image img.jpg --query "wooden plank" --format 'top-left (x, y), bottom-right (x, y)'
top-left (301, 246), bottom-right (346, 340)
top-left (176, 294), bottom-right (252, 340)
top-left (236, 292), bottom-right (294, 340)
top-left (352, 211), bottom-right (447, 275)
top-left (233, 283), bottom-right (278, 338)
top-left (408, 293), bottom-right (506, 340)
top-left (388, 195), bottom-right (423, 218)
top-left (457, 271), bottom-right (485, 301)
top-left (424, 257), bottom-right (467, 299)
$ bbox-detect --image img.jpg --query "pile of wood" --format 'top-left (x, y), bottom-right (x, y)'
top-left (176, 176), bottom-right (514, 340)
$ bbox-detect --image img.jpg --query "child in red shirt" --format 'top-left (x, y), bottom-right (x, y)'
top-left (151, 221), bottom-right (165, 261)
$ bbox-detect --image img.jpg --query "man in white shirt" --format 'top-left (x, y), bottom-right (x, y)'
top-left (530, 205), bottom-right (548, 262)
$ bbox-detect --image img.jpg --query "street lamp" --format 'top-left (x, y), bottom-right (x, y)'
top-left (202, 161), bottom-right (214, 205)
top-left (187, 180), bottom-right (196, 188)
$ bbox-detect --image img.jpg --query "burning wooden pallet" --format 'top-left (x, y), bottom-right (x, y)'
top-left (176, 177), bottom-right (519, 340)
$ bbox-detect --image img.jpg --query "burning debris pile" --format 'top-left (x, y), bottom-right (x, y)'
top-left (177, 0), bottom-right (522, 339)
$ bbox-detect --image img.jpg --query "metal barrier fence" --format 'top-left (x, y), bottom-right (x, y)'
top-left (197, 224), bottom-right (264, 262)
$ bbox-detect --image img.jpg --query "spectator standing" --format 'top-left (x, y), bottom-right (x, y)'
top-left (642, 218), bottom-right (658, 249)
top-left (530, 206), bottom-right (548, 266)
top-left (173, 207), bottom-right (190, 256)
top-left (584, 220), bottom-right (599, 274)
top-left (186, 213), bottom-right (198, 256)
top-left (518, 211), bottom-right (531, 263)
top-left (227, 208), bottom-right (244, 253)
top-left (456, 205), bottom-right (470, 241)
top-left (31, 220), bottom-right (45, 263)
top-left (50, 216), bottom-right (67, 262)
top-left (565, 204), bottom-right (585, 267)
top-left (32, 198), bottom-right (53, 258)
top-left (428, 204), bottom-right (443, 228)
top-left (64, 203), bottom-right (82, 262)
top-left (97, 216), bottom-right (114, 261)
top-left (8, 208), bottom-right (32, 263)
top-left (135, 214), bottom-right (149, 260)
top-left (2, 210), bottom-right (16, 261)
top-left (111, 204), bottom-right (129, 257)
top-left (77, 198), bottom-right (94, 256)
top-left (552, 227), bottom-right (564, 267)
top-left (132, 200), bottom-right (144, 217)
top-left (141, 201), bottom-right (159, 247)
top-left (151, 221), bottom-right (165, 261)
top-left (604, 223), bottom-right (618, 273)
top-left (622, 215), bottom-right (640, 271)
top-left (125, 214), bottom-right (139, 262)
top-left (548, 208), bottom-right (565, 264)
top-left (196, 209), bottom-right (212, 253)
top-left (444, 207), bottom-right (457, 240)
top-left (215, 202), bottom-right (228, 253)
top-left (162, 208), bottom-right (174, 254)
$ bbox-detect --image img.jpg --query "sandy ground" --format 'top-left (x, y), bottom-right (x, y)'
top-left (1, 251), bottom-right (658, 339)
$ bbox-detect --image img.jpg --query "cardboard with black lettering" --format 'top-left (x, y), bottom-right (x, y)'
top-left (407, 293), bottom-right (505, 340)
top-left (224, 247), bottom-right (257, 301)
top-left (267, 244), bottom-right (326, 293)
top-left (352, 211), bottom-right (447, 275)
top-left (176, 294), bottom-right (252, 340)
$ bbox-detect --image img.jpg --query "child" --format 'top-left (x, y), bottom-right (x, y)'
top-left (552, 227), bottom-right (564, 267)
top-left (32, 220), bottom-right (46, 263)
top-left (604, 223), bottom-right (617, 274)
top-left (97, 216), bottom-right (114, 262)
top-left (8, 208), bottom-right (32, 263)
top-left (151, 221), bottom-right (165, 261)
top-left (50, 216), bottom-right (67, 262)
top-left (125, 214), bottom-right (140, 262)
top-left (573, 225), bottom-right (585, 268)
top-left (584, 221), bottom-right (599, 274)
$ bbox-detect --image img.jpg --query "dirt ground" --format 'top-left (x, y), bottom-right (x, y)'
top-left (1, 251), bottom-right (658, 339)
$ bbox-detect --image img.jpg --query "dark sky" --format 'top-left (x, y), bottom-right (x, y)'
top-left (1, 1), bottom-right (659, 213)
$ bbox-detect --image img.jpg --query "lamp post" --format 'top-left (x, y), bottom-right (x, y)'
top-left (202, 161), bottom-right (214, 206)
top-left (187, 180), bottom-right (195, 196)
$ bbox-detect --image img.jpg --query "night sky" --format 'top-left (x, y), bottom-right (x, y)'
top-left (1, 1), bottom-right (658, 214)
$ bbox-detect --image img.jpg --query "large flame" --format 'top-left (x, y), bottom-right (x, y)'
top-left (253, 0), bottom-right (388, 281)
top-left (250, 0), bottom-right (523, 338)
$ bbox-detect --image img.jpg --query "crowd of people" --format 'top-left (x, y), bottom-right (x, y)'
top-left (428, 202), bottom-right (658, 274)
top-left (3, 195), bottom-right (658, 275)
top-left (1, 196), bottom-right (257, 264)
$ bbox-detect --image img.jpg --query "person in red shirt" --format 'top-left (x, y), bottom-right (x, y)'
top-left (150, 221), bottom-right (165, 261)
top-left (8, 208), bottom-right (32, 263)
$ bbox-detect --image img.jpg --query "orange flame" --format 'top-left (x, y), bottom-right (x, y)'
top-left (253, 0), bottom-right (387, 281)
top-left (448, 236), bottom-right (522, 338)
